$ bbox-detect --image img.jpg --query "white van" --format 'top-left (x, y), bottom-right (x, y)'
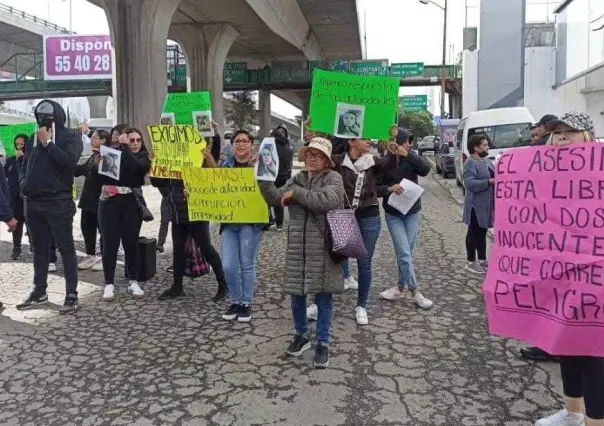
top-left (454, 107), bottom-right (534, 189)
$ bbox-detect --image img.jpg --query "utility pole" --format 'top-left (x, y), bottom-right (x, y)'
top-left (440, 0), bottom-right (448, 119)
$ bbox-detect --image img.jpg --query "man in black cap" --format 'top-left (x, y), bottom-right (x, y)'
top-left (531, 114), bottom-right (558, 146)
top-left (17, 100), bottom-right (82, 314)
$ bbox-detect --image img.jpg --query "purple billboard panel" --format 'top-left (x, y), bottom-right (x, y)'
top-left (43, 35), bottom-right (113, 81)
top-left (438, 119), bottom-right (460, 146)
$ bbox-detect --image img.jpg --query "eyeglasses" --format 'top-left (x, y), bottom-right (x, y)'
top-left (233, 139), bottom-right (251, 145)
top-left (305, 152), bottom-right (323, 159)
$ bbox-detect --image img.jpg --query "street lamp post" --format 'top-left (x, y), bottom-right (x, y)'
top-left (419, 0), bottom-right (447, 119)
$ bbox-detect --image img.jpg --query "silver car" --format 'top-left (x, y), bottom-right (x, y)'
top-left (417, 136), bottom-right (436, 156)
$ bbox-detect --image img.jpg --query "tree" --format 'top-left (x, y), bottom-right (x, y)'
top-left (397, 111), bottom-right (435, 140)
top-left (225, 91), bottom-right (258, 131)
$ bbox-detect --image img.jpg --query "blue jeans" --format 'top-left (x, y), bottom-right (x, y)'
top-left (355, 215), bottom-right (381, 307)
top-left (221, 225), bottom-right (264, 305)
top-left (385, 212), bottom-right (421, 290)
top-left (291, 293), bottom-right (333, 345)
top-left (342, 260), bottom-right (351, 279)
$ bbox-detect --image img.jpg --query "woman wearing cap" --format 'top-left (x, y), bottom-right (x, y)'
top-left (259, 137), bottom-right (345, 369)
top-left (535, 111), bottom-right (604, 426)
top-left (378, 128), bottom-right (433, 309)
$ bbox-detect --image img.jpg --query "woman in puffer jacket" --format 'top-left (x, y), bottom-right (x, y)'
top-left (259, 137), bottom-right (345, 369)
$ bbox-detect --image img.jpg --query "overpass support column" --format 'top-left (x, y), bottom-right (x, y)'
top-left (258, 90), bottom-right (271, 139)
top-left (88, 96), bottom-right (109, 118)
top-left (101, 0), bottom-right (182, 132)
top-left (172, 24), bottom-right (239, 139)
top-left (449, 95), bottom-right (462, 119)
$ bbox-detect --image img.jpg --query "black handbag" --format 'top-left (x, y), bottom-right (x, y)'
top-left (131, 188), bottom-right (154, 222)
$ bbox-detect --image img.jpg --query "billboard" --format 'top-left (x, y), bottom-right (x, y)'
top-left (43, 35), bottom-right (113, 81)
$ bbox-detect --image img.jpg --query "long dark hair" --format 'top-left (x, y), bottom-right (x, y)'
top-left (94, 129), bottom-right (111, 146)
top-left (110, 123), bottom-right (128, 137)
top-left (13, 133), bottom-right (29, 149)
top-left (123, 127), bottom-right (147, 151)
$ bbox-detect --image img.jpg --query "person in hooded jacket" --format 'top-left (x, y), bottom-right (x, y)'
top-left (5, 133), bottom-right (28, 260)
top-left (97, 127), bottom-right (151, 301)
top-left (377, 128), bottom-right (433, 309)
top-left (75, 129), bottom-right (109, 271)
top-left (269, 125), bottom-right (294, 230)
top-left (151, 133), bottom-right (228, 302)
top-left (16, 100), bottom-right (83, 314)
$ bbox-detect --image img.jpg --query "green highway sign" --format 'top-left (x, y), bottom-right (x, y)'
top-left (348, 59), bottom-right (389, 76)
top-left (271, 61), bottom-right (309, 83)
top-left (329, 60), bottom-right (349, 72)
top-left (400, 95), bottom-right (428, 112)
top-left (224, 62), bottom-right (247, 84)
top-left (391, 62), bottom-right (425, 78)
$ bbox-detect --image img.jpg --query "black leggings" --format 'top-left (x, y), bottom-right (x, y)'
top-left (171, 221), bottom-right (225, 288)
top-left (465, 209), bottom-right (488, 262)
top-left (98, 195), bottom-right (142, 284)
top-left (561, 356), bottom-right (604, 419)
top-left (81, 210), bottom-right (102, 256)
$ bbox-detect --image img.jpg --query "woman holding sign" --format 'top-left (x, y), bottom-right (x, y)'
top-left (533, 111), bottom-right (604, 426)
top-left (218, 130), bottom-right (266, 323)
top-left (98, 128), bottom-right (150, 301)
top-left (151, 143), bottom-right (228, 303)
top-left (260, 137), bottom-right (345, 368)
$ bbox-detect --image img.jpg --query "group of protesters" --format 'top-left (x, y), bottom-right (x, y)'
top-left (0, 99), bottom-right (602, 423)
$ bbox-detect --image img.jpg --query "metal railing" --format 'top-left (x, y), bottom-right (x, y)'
top-left (0, 2), bottom-right (73, 34)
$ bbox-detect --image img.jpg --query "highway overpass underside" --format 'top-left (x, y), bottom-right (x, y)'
top-left (88, 0), bottom-right (362, 138)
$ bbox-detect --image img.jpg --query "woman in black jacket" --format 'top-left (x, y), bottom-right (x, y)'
top-left (4, 133), bottom-right (28, 260)
top-left (75, 129), bottom-right (109, 271)
top-left (151, 134), bottom-right (227, 302)
top-left (98, 127), bottom-right (151, 301)
top-left (377, 128), bottom-right (433, 309)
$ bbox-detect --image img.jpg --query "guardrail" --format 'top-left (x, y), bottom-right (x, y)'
top-left (0, 2), bottom-right (73, 34)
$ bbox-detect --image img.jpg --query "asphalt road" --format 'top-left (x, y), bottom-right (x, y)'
top-left (0, 172), bottom-right (562, 426)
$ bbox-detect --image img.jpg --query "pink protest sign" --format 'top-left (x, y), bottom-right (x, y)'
top-left (484, 143), bottom-right (604, 357)
top-left (43, 35), bottom-right (112, 81)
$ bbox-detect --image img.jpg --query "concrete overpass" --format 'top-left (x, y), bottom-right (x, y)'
top-left (0, 3), bottom-right (71, 78)
top-left (87, 0), bottom-right (363, 137)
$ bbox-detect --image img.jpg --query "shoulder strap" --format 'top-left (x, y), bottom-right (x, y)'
top-left (350, 171), bottom-right (365, 210)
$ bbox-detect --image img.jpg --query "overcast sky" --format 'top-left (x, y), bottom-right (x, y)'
top-left (3, 0), bottom-right (561, 118)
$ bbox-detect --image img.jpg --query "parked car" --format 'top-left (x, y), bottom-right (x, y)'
top-left (435, 143), bottom-right (455, 178)
top-left (417, 136), bottom-right (436, 155)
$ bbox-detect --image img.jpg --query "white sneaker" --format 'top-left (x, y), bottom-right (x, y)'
top-left (307, 303), bottom-right (318, 322)
top-left (379, 286), bottom-right (405, 301)
top-left (413, 291), bottom-right (433, 309)
top-left (128, 281), bottom-right (144, 298)
top-left (102, 284), bottom-right (115, 301)
top-left (355, 306), bottom-right (368, 325)
top-left (344, 276), bottom-right (358, 290)
top-left (535, 409), bottom-right (585, 426)
top-left (91, 260), bottom-right (104, 271)
top-left (48, 263), bottom-right (57, 272)
top-left (466, 261), bottom-right (485, 275)
top-left (78, 255), bottom-right (100, 270)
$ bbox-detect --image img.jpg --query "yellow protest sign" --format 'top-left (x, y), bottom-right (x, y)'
top-left (182, 167), bottom-right (269, 223)
top-left (147, 125), bottom-right (206, 179)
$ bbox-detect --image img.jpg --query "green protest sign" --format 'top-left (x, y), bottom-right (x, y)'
top-left (161, 92), bottom-right (213, 135)
top-left (0, 123), bottom-right (36, 157)
top-left (309, 69), bottom-right (399, 140)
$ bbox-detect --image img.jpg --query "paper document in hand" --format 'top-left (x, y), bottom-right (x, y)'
top-left (387, 179), bottom-right (424, 215)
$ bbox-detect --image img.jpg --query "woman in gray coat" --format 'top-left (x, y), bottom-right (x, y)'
top-left (260, 137), bottom-right (345, 369)
top-left (463, 134), bottom-right (495, 275)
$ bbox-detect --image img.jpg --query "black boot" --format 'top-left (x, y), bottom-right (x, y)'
top-left (158, 285), bottom-right (185, 301)
top-left (520, 347), bottom-right (560, 362)
top-left (212, 282), bottom-right (227, 303)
